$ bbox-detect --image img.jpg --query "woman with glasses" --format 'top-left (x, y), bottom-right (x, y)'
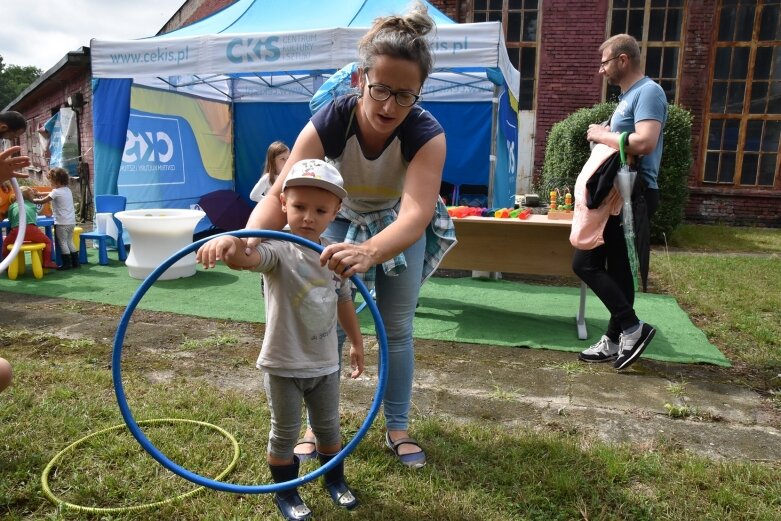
top-left (198, 2), bottom-right (454, 473)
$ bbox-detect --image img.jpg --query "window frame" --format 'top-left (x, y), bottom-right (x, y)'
top-left (701, 0), bottom-right (781, 190)
top-left (604, 0), bottom-right (687, 104)
top-left (468, 0), bottom-right (541, 111)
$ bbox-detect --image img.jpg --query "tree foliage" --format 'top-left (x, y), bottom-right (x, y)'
top-left (0, 55), bottom-right (42, 109)
top-left (540, 101), bottom-right (693, 241)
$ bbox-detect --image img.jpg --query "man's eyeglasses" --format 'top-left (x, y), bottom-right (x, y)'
top-left (599, 55), bottom-right (622, 69)
top-left (364, 73), bottom-right (421, 107)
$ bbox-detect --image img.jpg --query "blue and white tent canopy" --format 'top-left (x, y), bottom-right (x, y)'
top-left (89, 0), bottom-right (521, 209)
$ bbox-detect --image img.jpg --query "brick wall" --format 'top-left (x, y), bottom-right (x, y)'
top-left (687, 187), bottom-right (781, 227)
top-left (159, 0), bottom-right (235, 33)
top-left (430, 0), bottom-right (461, 21)
top-left (15, 72), bottom-right (92, 209)
top-left (165, 0), bottom-right (460, 31)
top-left (534, 0), bottom-right (610, 180)
top-left (677, 0), bottom-right (716, 196)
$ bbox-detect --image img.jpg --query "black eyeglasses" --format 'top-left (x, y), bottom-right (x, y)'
top-left (364, 73), bottom-right (421, 107)
top-left (599, 55), bottom-right (622, 69)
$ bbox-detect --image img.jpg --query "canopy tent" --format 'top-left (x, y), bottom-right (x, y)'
top-left (90, 0), bottom-right (520, 224)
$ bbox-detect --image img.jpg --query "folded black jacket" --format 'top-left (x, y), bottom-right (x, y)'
top-left (584, 151), bottom-right (651, 292)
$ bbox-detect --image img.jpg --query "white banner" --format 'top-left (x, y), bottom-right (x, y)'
top-left (92, 23), bottom-right (519, 99)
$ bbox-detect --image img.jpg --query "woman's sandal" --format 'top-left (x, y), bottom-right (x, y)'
top-left (385, 432), bottom-right (426, 468)
top-left (294, 436), bottom-right (317, 462)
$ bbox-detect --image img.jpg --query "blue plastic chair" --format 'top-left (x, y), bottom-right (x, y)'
top-left (79, 195), bottom-right (128, 266)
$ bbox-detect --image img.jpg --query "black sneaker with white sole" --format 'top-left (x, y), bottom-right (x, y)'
top-left (614, 322), bottom-right (656, 370)
top-left (578, 335), bottom-right (619, 363)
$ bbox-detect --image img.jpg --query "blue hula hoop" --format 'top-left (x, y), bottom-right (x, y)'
top-left (112, 229), bottom-right (388, 494)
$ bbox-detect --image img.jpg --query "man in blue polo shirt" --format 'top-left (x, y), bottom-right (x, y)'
top-left (577, 33), bottom-right (668, 371)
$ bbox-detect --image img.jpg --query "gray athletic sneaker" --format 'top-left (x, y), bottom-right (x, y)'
top-left (614, 322), bottom-right (656, 370)
top-left (578, 335), bottom-right (619, 363)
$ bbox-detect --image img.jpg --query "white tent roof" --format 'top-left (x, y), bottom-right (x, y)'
top-left (91, 22), bottom-right (520, 101)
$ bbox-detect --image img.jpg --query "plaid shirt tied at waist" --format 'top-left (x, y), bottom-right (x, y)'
top-left (339, 198), bottom-right (457, 291)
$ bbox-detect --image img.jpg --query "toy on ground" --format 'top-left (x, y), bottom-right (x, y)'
top-left (41, 419), bottom-right (240, 513)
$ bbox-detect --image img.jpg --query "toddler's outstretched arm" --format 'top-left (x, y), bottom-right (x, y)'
top-left (196, 235), bottom-right (260, 270)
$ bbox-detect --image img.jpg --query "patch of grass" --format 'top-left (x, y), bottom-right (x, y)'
top-left (666, 224), bottom-right (781, 253)
top-left (0, 328), bottom-right (52, 344)
top-left (180, 334), bottom-right (239, 351)
top-left (62, 302), bottom-right (84, 312)
top-left (487, 370), bottom-right (522, 400)
top-left (62, 339), bottom-right (97, 351)
top-left (547, 361), bottom-right (593, 376)
top-left (3, 330), bottom-right (781, 520)
top-left (490, 384), bottom-right (517, 401)
top-left (650, 252), bottom-right (781, 390)
top-left (666, 381), bottom-right (687, 398)
top-left (664, 402), bottom-right (695, 418)
top-left (770, 389), bottom-right (781, 409)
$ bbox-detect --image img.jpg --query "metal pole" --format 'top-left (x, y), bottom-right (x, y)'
top-left (487, 85), bottom-right (499, 207)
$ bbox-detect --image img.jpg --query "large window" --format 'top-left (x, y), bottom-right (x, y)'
top-left (703, 0), bottom-right (780, 188)
top-left (606, 0), bottom-right (686, 103)
top-left (472, 0), bottom-right (538, 110)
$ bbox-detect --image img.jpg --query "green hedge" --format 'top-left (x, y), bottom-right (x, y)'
top-left (540, 102), bottom-right (692, 242)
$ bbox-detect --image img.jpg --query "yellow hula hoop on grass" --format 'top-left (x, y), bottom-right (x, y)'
top-left (41, 418), bottom-right (240, 514)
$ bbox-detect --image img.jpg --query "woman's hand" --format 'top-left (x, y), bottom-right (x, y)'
top-left (244, 236), bottom-right (260, 256)
top-left (0, 147), bottom-right (30, 184)
top-left (320, 242), bottom-right (379, 278)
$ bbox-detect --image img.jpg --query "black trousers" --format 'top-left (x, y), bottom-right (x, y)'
top-left (572, 189), bottom-right (659, 342)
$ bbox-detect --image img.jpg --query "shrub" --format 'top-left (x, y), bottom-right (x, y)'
top-left (540, 102), bottom-right (692, 242)
top-left (655, 105), bottom-right (693, 242)
top-left (539, 102), bottom-right (616, 197)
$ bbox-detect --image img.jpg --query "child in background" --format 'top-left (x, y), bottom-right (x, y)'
top-left (34, 168), bottom-right (78, 270)
top-left (2, 186), bottom-right (58, 269)
top-left (198, 159), bottom-right (364, 521)
top-left (249, 141), bottom-right (290, 203)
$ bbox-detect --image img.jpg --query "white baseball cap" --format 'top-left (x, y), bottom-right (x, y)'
top-left (283, 159), bottom-right (347, 200)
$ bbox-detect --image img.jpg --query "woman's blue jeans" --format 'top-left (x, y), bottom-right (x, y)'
top-left (323, 219), bottom-right (425, 431)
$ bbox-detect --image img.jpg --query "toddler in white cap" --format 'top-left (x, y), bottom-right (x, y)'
top-left (283, 159), bottom-right (348, 200)
top-left (195, 158), bottom-right (364, 520)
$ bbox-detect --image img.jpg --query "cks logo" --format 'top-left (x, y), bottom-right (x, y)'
top-left (506, 139), bottom-right (516, 176)
top-left (123, 130), bottom-right (174, 163)
top-left (226, 36), bottom-right (280, 63)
